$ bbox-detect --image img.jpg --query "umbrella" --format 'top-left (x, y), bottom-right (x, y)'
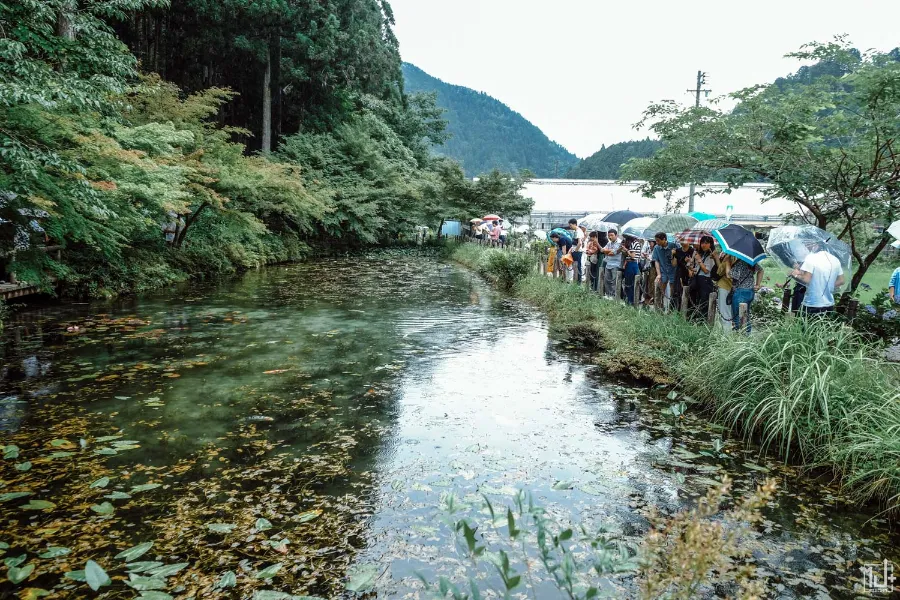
top-left (675, 219), bottom-right (729, 245)
top-left (619, 217), bottom-right (656, 239)
top-left (483, 214), bottom-right (501, 221)
top-left (712, 224), bottom-right (766, 266)
top-left (470, 218), bottom-right (483, 224)
top-left (888, 220), bottom-right (900, 240)
top-left (687, 211), bottom-right (717, 221)
top-left (547, 227), bottom-right (573, 244)
top-left (766, 225), bottom-right (852, 272)
top-left (639, 214), bottom-right (698, 240)
top-left (603, 210), bottom-right (643, 226)
top-left (579, 214), bottom-right (618, 233)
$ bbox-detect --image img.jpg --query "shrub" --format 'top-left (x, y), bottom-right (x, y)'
top-left (482, 250), bottom-right (536, 290)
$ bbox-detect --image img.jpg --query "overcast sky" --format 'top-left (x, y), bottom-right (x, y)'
top-left (389, 0), bottom-right (900, 158)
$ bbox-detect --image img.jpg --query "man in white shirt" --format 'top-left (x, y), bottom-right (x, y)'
top-left (601, 229), bottom-right (623, 297)
top-left (790, 245), bottom-right (845, 315)
top-left (568, 219), bottom-right (585, 283)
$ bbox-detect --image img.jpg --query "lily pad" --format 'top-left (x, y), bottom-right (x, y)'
top-left (206, 523), bottom-right (236, 534)
top-left (39, 547), bottom-right (70, 559)
top-left (552, 480), bottom-right (574, 490)
top-left (46, 452), bottom-right (74, 459)
top-left (215, 570), bottom-right (236, 589)
top-left (90, 477), bottom-right (110, 489)
top-left (294, 511), bottom-right (320, 524)
top-left (130, 483), bottom-right (161, 493)
top-left (255, 518), bottom-right (273, 531)
top-left (85, 560), bottom-right (111, 591)
top-left (148, 563), bottom-right (188, 578)
top-left (64, 570), bottom-right (86, 582)
top-left (5, 554), bottom-right (27, 568)
top-left (345, 564), bottom-right (378, 592)
top-left (90, 502), bottom-right (115, 515)
top-left (126, 574), bottom-right (167, 591)
top-left (3, 445), bottom-right (19, 460)
top-left (15, 462), bottom-right (31, 472)
top-left (93, 448), bottom-right (118, 456)
top-left (8, 563), bottom-right (34, 585)
top-left (95, 435), bottom-right (123, 443)
top-left (21, 500), bottom-right (55, 511)
top-left (115, 541), bottom-right (153, 562)
top-left (105, 491), bottom-right (132, 500)
top-left (254, 563), bottom-right (283, 579)
top-left (126, 562), bottom-right (164, 573)
top-left (0, 492), bottom-right (31, 503)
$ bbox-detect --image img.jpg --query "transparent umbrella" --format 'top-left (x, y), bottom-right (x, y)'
top-left (579, 214), bottom-right (618, 233)
top-left (766, 225), bottom-right (852, 272)
top-left (639, 214), bottom-right (698, 240)
top-left (619, 217), bottom-right (656, 239)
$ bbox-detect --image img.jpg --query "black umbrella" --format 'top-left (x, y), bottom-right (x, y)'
top-left (603, 210), bottom-right (643, 226)
top-left (711, 224), bottom-right (767, 266)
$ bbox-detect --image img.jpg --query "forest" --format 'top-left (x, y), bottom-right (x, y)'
top-left (0, 0), bottom-right (533, 300)
top-left (566, 139), bottom-right (662, 180)
top-left (402, 63), bottom-right (579, 178)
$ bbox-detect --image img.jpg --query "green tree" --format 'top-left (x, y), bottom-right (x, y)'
top-left (624, 39), bottom-right (900, 291)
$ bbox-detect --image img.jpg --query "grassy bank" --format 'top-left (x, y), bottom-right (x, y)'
top-left (452, 243), bottom-right (900, 514)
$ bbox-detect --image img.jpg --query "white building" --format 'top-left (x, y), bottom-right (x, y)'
top-left (522, 179), bottom-right (799, 230)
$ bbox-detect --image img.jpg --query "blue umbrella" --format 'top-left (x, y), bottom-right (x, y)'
top-left (547, 227), bottom-right (572, 244)
top-left (687, 211), bottom-right (716, 221)
top-left (712, 225), bottom-right (766, 266)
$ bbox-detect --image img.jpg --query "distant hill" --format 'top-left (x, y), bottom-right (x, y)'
top-left (401, 63), bottom-right (579, 178)
top-left (566, 139), bottom-right (663, 180)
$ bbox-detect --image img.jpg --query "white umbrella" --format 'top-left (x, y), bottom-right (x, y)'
top-left (579, 214), bottom-right (618, 233)
top-left (888, 220), bottom-right (900, 240)
top-left (619, 217), bottom-right (656, 239)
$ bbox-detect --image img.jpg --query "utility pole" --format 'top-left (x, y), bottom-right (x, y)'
top-left (686, 71), bottom-right (711, 213)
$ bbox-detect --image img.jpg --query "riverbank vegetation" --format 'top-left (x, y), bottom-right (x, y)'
top-left (452, 243), bottom-right (900, 515)
top-left (0, 1), bottom-right (533, 306)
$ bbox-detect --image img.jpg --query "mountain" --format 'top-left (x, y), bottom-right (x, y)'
top-left (402, 63), bottom-right (579, 178)
top-left (566, 139), bottom-right (663, 180)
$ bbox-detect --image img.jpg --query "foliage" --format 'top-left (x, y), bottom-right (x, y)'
top-left (624, 38), bottom-right (900, 292)
top-left (566, 139), bottom-right (662, 180)
top-left (422, 479), bottom-right (775, 599)
top-left (482, 250), bottom-right (536, 290)
top-left (402, 63), bottom-right (579, 178)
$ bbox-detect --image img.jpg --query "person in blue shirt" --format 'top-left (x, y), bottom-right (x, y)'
top-left (549, 231), bottom-right (573, 279)
top-left (651, 232), bottom-right (677, 311)
top-left (889, 266), bottom-right (900, 303)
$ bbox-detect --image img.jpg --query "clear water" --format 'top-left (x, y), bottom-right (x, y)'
top-left (0, 253), bottom-right (896, 598)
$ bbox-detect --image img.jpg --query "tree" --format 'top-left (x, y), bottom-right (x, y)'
top-left (623, 39), bottom-right (900, 292)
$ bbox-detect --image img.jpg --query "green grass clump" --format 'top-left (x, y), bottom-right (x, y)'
top-left (451, 244), bottom-right (538, 291)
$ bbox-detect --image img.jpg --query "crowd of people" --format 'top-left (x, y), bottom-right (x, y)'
top-left (472, 219), bottom-right (508, 247)
top-left (547, 219), bottom-right (848, 333)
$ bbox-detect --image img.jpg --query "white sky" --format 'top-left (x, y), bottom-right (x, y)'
top-left (390, 0), bottom-right (900, 158)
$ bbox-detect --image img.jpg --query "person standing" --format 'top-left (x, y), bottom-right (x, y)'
top-left (790, 245), bottom-right (844, 315)
top-left (622, 234), bottom-right (643, 305)
top-left (672, 239), bottom-right (694, 312)
top-left (498, 219), bottom-right (508, 247)
top-left (601, 229), bottom-right (623, 297)
top-left (690, 236), bottom-right (716, 321)
top-left (490, 220), bottom-right (501, 246)
top-left (715, 251), bottom-right (732, 330)
top-left (728, 257), bottom-right (764, 333)
top-left (641, 239), bottom-right (657, 306)
top-left (652, 233), bottom-right (677, 311)
top-left (568, 219), bottom-right (585, 284)
top-left (889, 265), bottom-right (900, 304)
top-left (585, 231), bottom-right (602, 292)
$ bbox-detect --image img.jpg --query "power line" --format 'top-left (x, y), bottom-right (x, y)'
top-left (686, 71), bottom-right (711, 213)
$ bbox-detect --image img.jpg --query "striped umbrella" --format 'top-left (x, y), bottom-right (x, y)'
top-left (713, 224), bottom-right (766, 266)
top-left (619, 217), bottom-right (656, 239)
top-left (639, 214), bottom-right (698, 241)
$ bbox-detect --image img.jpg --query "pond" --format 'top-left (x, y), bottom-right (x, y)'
top-left (0, 252), bottom-right (897, 598)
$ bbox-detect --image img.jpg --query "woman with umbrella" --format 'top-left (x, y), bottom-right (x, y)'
top-left (712, 225), bottom-right (767, 333)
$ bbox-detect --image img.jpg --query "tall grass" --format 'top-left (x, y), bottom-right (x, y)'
top-left (453, 243), bottom-right (900, 514)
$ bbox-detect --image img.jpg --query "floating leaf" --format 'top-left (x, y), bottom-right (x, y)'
top-left (21, 500), bottom-right (54, 511)
top-left (115, 542), bottom-right (153, 562)
top-left (345, 564), bottom-right (378, 592)
top-left (0, 492), bottom-right (31, 503)
top-left (215, 571), bottom-right (236, 589)
top-left (90, 502), bottom-right (115, 515)
top-left (64, 570), bottom-right (86, 582)
top-left (105, 491), bottom-right (132, 500)
top-left (50, 439), bottom-right (71, 448)
top-left (8, 563), bottom-right (34, 585)
top-left (206, 523), bottom-right (235, 534)
top-left (39, 547), bottom-right (70, 559)
top-left (254, 563), bottom-right (283, 579)
top-left (2, 445), bottom-right (19, 460)
top-left (148, 563), bottom-right (188, 578)
top-left (255, 518), bottom-right (272, 531)
top-left (85, 560), bottom-right (111, 591)
top-left (552, 481), bottom-right (574, 490)
top-left (19, 588), bottom-right (50, 599)
top-left (294, 510), bottom-right (320, 523)
top-left (130, 484), bottom-right (161, 493)
top-left (126, 562), bottom-right (164, 574)
top-left (15, 463), bottom-right (31, 472)
top-left (0, 543), bottom-right (8, 550)
top-left (95, 436), bottom-right (122, 443)
top-left (743, 462), bottom-right (770, 473)
top-left (93, 448), bottom-right (117, 456)
top-left (666, 391), bottom-right (679, 400)
top-left (90, 477), bottom-right (110, 489)
top-left (126, 574), bottom-right (167, 591)
top-left (5, 554), bottom-right (26, 568)
top-left (253, 592), bottom-right (293, 600)
top-left (46, 452), bottom-right (74, 459)
top-left (138, 592), bottom-right (173, 600)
